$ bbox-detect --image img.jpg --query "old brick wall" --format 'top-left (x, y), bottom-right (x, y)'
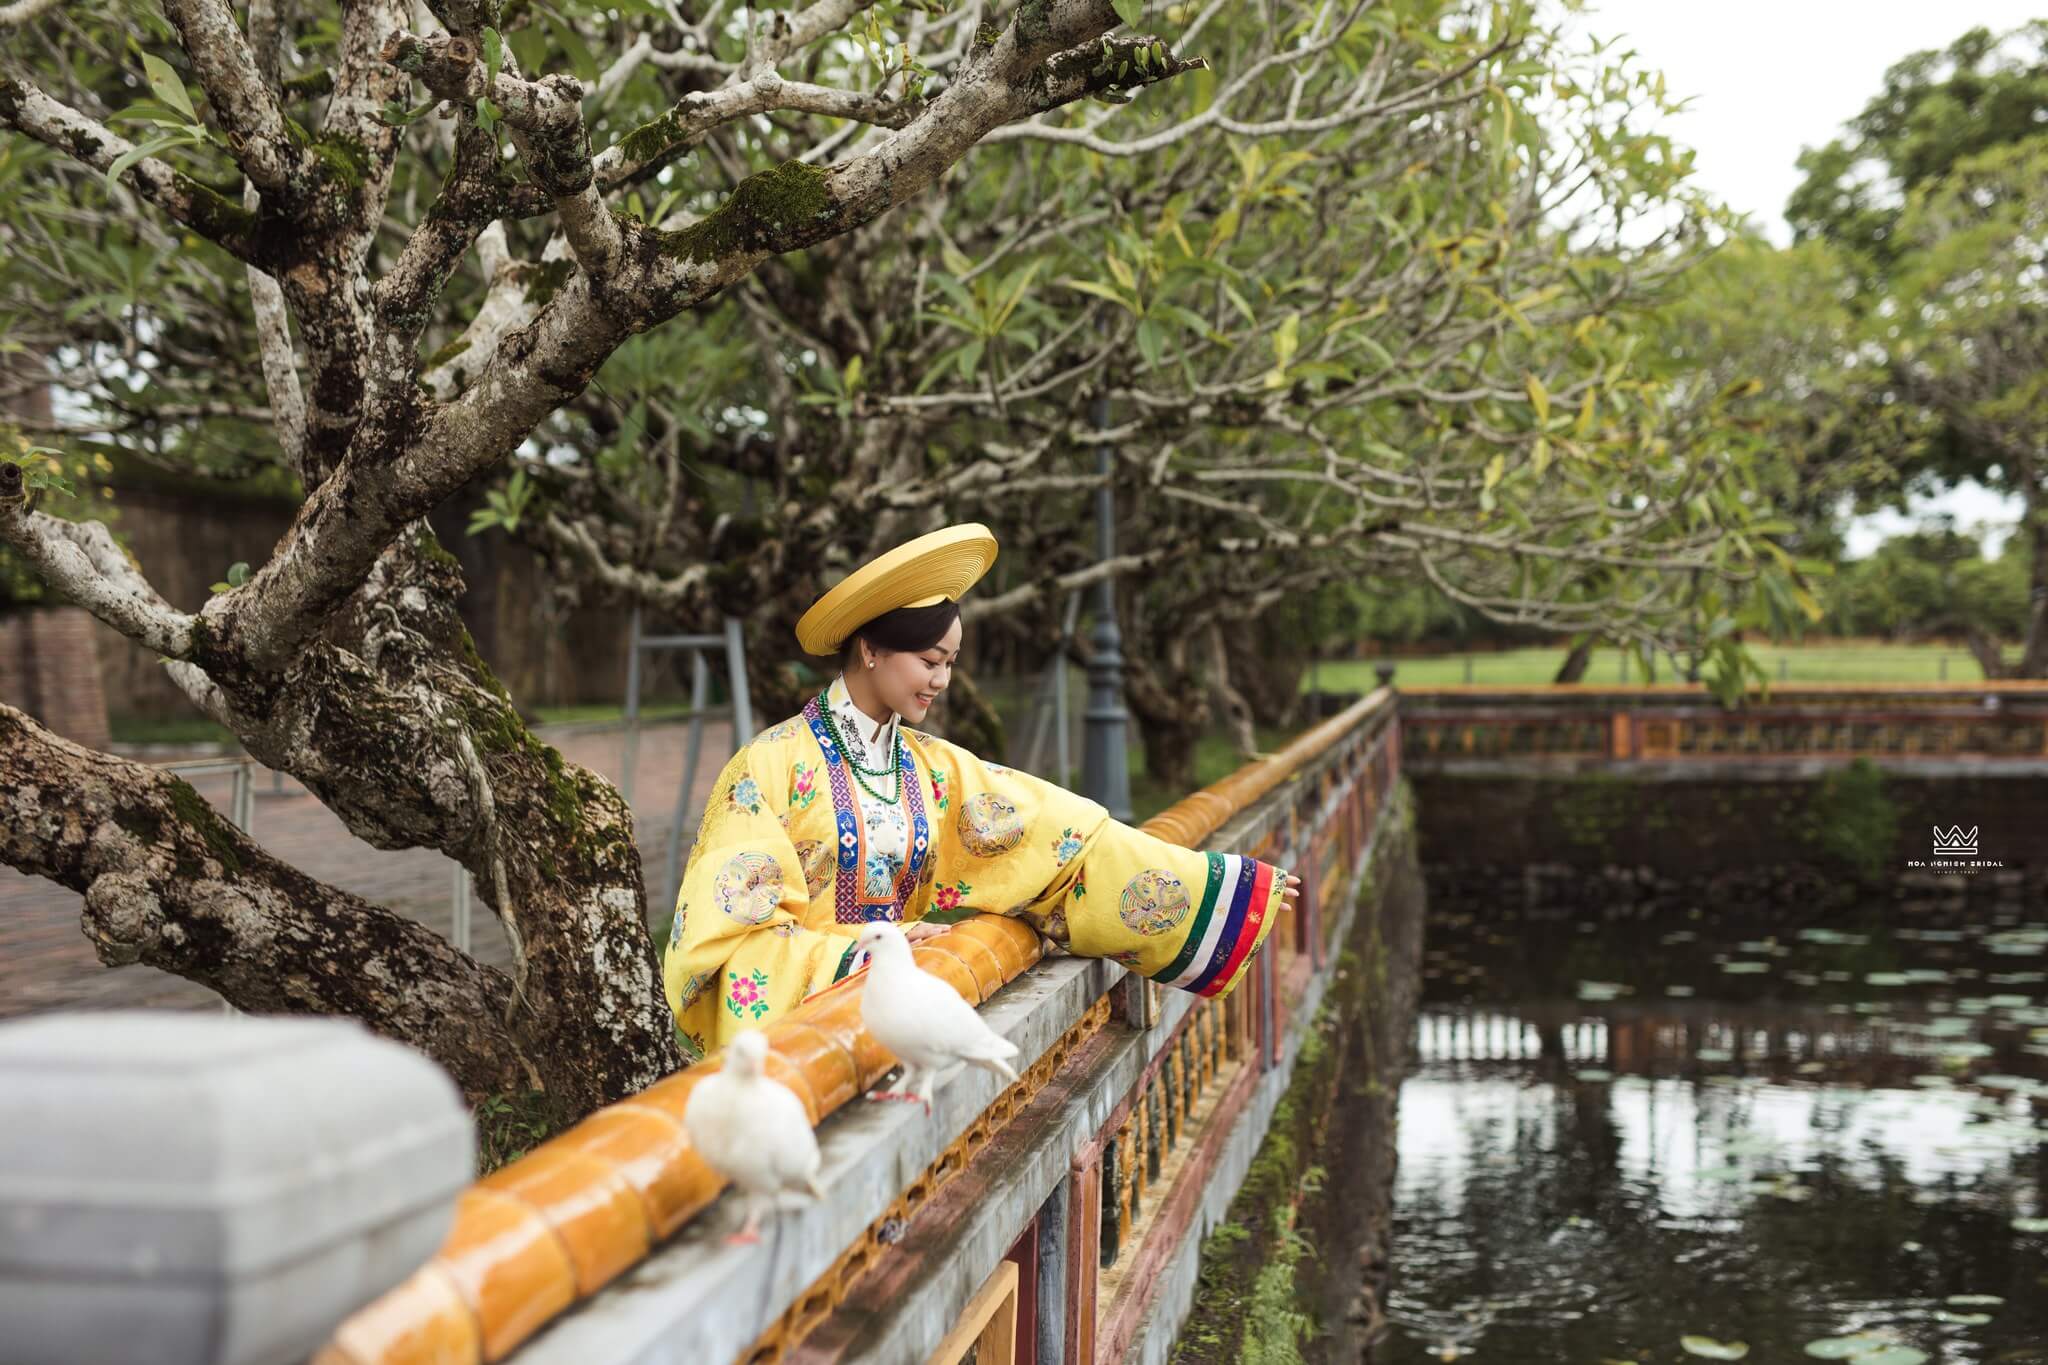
top-left (0, 607), bottom-right (111, 750)
top-left (1414, 766), bottom-right (2048, 914)
top-left (73, 485), bottom-right (642, 724)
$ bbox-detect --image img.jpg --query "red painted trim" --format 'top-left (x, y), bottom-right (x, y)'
top-left (1065, 1151), bottom-right (1100, 1365)
top-left (1007, 1218), bottom-right (1039, 1365)
top-left (1090, 1058), bottom-right (1261, 1364)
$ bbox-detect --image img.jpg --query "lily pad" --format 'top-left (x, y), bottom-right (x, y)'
top-left (1682, 1337), bottom-right (1750, 1359)
top-left (1804, 1339), bottom-right (1883, 1360)
top-left (1934, 1311), bottom-right (1991, 1325)
top-left (1721, 961), bottom-right (1771, 974)
top-left (1697, 1047), bottom-right (1734, 1062)
top-left (1864, 972), bottom-right (1912, 987)
top-left (1575, 1069), bottom-right (1613, 1082)
top-left (1857, 1350), bottom-right (1929, 1365)
top-left (1945, 1294), bottom-right (2003, 1306)
top-left (2014, 1216), bottom-right (2048, 1233)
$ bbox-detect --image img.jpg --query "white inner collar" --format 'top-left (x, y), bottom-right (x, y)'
top-left (829, 674), bottom-right (898, 753)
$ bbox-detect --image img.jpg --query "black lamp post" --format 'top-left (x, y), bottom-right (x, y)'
top-left (1081, 392), bottom-right (1134, 821)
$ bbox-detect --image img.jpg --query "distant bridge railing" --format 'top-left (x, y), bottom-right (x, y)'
top-left (318, 688), bottom-right (1403, 1365)
top-left (1397, 682), bottom-right (2048, 767)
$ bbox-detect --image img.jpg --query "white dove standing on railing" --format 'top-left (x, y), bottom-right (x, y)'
top-left (856, 921), bottom-right (1020, 1116)
top-left (683, 1029), bottom-right (825, 1244)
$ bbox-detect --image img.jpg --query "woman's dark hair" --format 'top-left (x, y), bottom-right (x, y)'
top-left (837, 600), bottom-right (961, 669)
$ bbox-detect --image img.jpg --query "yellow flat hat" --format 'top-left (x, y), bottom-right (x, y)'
top-left (795, 523), bottom-right (999, 655)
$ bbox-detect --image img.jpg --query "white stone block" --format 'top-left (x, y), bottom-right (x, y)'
top-left (0, 1011), bottom-right (473, 1365)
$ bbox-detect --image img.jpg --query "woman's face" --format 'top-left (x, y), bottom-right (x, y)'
top-left (860, 617), bottom-right (963, 724)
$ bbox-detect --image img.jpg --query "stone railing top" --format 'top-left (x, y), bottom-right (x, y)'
top-left (317, 685), bottom-right (1400, 1365)
top-left (1400, 681), bottom-right (2048, 699)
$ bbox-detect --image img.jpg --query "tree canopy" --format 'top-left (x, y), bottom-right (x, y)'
top-left (0, 0), bottom-right (1805, 1109)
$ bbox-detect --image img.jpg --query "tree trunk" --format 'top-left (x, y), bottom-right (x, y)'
top-left (934, 666), bottom-right (1007, 759)
top-left (1234, 612), bottom-right (1309, 729)
top-left (1553, 637), bottom-right (1595, 684)
top-left (2019, 463), bottom-right (2048, 678)
top-left (0, 703), bottom-right (534, 1100)
top-left (1964, 626), bottom-right (2011, 681)
top-left (1205, 622), bottom-right (1259, 759)
top-left (1124, 648), bottom-right (1208, 795)
top-left (0, 529), bottom-right (683, 1115)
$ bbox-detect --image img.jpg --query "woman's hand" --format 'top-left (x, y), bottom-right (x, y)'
top-left (1279, 872), bottom-right (1302, 909)
top-left (902, 920), bottom-right (951, 944)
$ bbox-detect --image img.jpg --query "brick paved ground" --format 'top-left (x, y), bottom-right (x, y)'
top-left (0, 718), bottom-right (733, 1018)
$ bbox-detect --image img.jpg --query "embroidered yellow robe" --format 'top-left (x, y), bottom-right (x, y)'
top-left (663, 694), bottom-right (1286, 1056)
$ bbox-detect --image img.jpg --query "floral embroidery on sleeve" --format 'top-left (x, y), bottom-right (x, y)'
top-left (933, 878), bottom-right (974, 912)
top-left (729, 775), bottom-right (763, 816)
top-left (725, 967), bottom-right (772, 1021)
top-left (789, 761), bottom-right (819, 811)
top-left (929, 767), bottom-right (950, 815)
top-left (1051, 826), bottom-right (1083, 866)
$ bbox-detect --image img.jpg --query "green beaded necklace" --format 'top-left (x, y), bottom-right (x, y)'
top-left (817, 692), bottom-right (903, 805)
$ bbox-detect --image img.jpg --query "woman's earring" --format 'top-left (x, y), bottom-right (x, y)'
top-left (867, 659), bottom-right (875, 668)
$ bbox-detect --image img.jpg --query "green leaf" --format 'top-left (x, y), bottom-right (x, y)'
top-left (1482, 452), bottom-right (1505, 492)
top-left (1525, 372), bottom-right (1550, 424)
top-left (482, 26), bottom-right (503, 84)
top-left (1060, 278), bottom-right (1132, 310)
top-left (475, 98), bottom-right (500, 135)
top-left (1680, 1337), bottom-right (1748, 1360)
top-left (1111, 0), bottom-right (1145, 27)
top-left (140, 52), bottom-right (196, 124)
top-left (374, 98), bottom-right (441, 128)
top-left (1136, 319), bottom-right (1165, 369)
top-left (104, 129), bottom-right (197, 191)
top-left (1271, 311), bottom-right (1300, 370)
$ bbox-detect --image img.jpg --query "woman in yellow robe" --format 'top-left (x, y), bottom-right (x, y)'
top-left (664, 524), bottom-right (1297, 1057)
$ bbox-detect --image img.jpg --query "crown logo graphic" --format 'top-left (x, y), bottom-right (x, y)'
top-left (1931, 825), bottom-right (1978, 857)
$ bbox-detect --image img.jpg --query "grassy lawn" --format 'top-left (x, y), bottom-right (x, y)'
top-left (1129, 724), bottom-right (1297, 823)
top-left (1307, 642), bottom-right (2015, 689)
top-left (108, 715), bottom-right (239, 747)
top-left (530, 699), bottom-right (701, 727)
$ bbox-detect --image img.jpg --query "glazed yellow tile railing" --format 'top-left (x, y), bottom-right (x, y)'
top-left (317, 689), bottom-right (1397, 1365)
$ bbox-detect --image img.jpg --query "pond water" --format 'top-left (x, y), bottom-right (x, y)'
top-left (1379, 897), bottom-right (2048, 1365)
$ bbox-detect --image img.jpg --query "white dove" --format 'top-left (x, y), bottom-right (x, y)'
top-left (856, 921), bottom-right (1021, 1116)
top-left (683, 1029), bottom-right (825, 1244)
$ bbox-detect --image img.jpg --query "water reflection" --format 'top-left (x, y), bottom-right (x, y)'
top-left (1380, 906), bottom-right (2048, 1364)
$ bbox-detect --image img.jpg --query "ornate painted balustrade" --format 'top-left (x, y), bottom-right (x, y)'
top-left (317, 686), bottom-right (1403, 1365)
top-left (1399, 682), bottom-right (2048, 769)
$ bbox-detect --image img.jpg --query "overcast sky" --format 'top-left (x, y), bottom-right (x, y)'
top-left (1564, 1), bottom-right (2042, 555)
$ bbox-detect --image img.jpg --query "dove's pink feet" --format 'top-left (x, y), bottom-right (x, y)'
top-left (868, 1090), bottom-right (923, 1105)
top-left (726, 1227), bottom-right (762, 1246)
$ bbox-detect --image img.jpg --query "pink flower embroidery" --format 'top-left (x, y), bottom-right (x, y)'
top-left (933, 880), bottom-right (973, 912)
top-left (725, 967), bottom-right (771, 1020)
